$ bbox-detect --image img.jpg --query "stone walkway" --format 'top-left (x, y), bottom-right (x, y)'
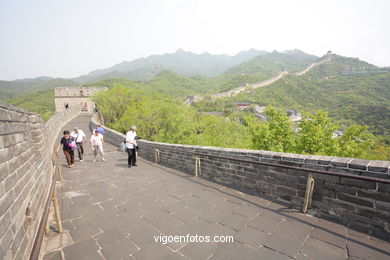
top-left (42, 114), bottom-right (390, 260)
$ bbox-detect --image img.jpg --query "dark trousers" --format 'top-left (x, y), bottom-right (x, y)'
top-left (127, 148), bottom-right (136, 166)
top-left (76, 142), bottom-right (84, 160)
top-left (63, 150), bottom-right (74, 166)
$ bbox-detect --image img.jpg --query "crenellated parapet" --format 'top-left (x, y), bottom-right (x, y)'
top-left (54, 86), bottom-right (108, 113)
top-left (0, 102), bottom-right (80, 259)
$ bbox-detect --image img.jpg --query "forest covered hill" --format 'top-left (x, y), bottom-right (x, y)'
top-left (0, 78), bottom-right (77, 99)
top-left (2, 49), bottom-right (389, 159)
top-left (194, 55), bottom-right (390, 138)
top-left (93, 84), bottom-right (389, 160)
top-left (0, 48), bottom-right (266, 99)
top-left (0, 48), bottom-right (315, 99)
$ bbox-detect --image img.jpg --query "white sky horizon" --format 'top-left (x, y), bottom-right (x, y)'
top-left (1, 0), bottom-right (389, 81)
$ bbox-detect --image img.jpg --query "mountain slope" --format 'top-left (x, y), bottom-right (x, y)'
top-left (148, 71), bottom-right (215, 97)
top-left (0, 49), bottom-right (316, 98)
top-left (225, 49), bottom-right (318, 76)
top-left (0, 78), bottom-right (78, 99)
top-left (84, 71), bottom-right (215, 100)
top-left (76, 48), bottom-right (267, 83)
top-left (203, 55), bottom-right (390, 136)
top-left (210, 50), bottom-right (319, 92)
top-left (0, 49), bottom-right (268, 98)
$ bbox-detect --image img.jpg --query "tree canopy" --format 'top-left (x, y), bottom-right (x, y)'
top-left (94, 85), bottom-right (389, 160)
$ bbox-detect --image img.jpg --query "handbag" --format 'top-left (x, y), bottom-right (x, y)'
top-left (68, 137), bottom-right (77, 150)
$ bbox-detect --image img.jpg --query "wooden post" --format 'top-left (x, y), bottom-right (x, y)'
top-left (52, 192), bottom-right (63, 233)
top-left (55, 153), bottom-right (64, 182)
top-left (195, 156), bottom-right (201, 178)
top-left (155, 149), bottom-right (160, 164)
top-left (303, 172), bottom-right (315, 213)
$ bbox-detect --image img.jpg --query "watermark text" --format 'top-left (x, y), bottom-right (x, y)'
top-left (154, 234), bottom-right (234, 244)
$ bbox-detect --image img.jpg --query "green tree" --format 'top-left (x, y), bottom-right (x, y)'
top-left (336, 125), bottom-right (375, 158)
top-left (93, 86), bottom-right (135, 125)
top-left (91, 81), bottom-right (389, 161)
top-left (296, 111), bottom-right (338, 155)
top-left (248, 106), bottom-right (295, 152)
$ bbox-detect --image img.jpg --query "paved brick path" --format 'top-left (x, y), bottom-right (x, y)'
top-left (42, 114), bottom-right (390, 260)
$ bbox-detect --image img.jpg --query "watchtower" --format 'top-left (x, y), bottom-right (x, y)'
top-left (54, 86), bottom-right (108, 113)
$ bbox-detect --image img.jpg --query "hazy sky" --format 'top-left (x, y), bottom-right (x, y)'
top-left (0, 0), bottom-right (389, 80)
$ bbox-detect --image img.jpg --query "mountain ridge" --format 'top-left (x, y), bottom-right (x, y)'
top-left (75, 48), bottom-right (268, 83)
top-left (1, 49), bottom-right (388, 101)
top-left (192, 53), bottom-right (390, 137)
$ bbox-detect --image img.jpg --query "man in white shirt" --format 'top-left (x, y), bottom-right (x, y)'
top-left (126, 126), bottom-right (138, 168)
top-left (71, 127), bottom-right (86, 162)
top-left (90, 129), bottom-right (105, 162)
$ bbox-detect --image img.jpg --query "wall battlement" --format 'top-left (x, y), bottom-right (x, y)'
top-left (0, 102), bottom-right (80, 259)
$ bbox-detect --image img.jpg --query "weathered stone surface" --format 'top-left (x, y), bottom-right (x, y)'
top-left (266, 220), bottom-right (313, 257)
top-left (337, 193), bottom-right (374, 208)
top-left (0, 162), bottom-right (9, 182)
top-left (367, 160), bottom-right (390, 173)
top-left (11, 224), bottom-right (26, 256)
top-left (347, 234), bottom-right (390, 260)
top-left (300, 237), bottom-right (346, 260)
top-left (236, 226), bottom-right (268, 248)
top-left (210, 242), bottom-right (261, 260)
top-left (101, 237), bottom-right (138, 260)
top-left (0, 190), bottom-right (15, 217)
top-left (0, 210), bottom-right (11, 242)
top-left (69, 224), bottom-right (102, 242)
top-left (0, 103), bottom-right (81, 260)
top-left (131, 243), bottom-right (176, 260)
top-left (310, 218), bottom-right (347, 248)
top-left (179, 242), bottom-right (220, 259)
top-left (257, 247), bottom-right (290, 260)
top-left (43, 250), bottom-right (63, 260)
top-left (62, 238), bottom-right (102, 260)
top-left (318, 156), bottom-right (337, 165)
top-left (1, 106), bottom-right (388, 260)
top-left (0, 230), bottom-right (15, 259)
top-left (232, 204), bottom-right (260, 219)
top-left (348, 159), bottom-right (370, 170)
top-left (248, 214), bottom-right (282, 232)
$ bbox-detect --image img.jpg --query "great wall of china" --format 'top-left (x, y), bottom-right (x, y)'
top-left (2, 53), bottom-right (390, 259)
top-left (185, 52), bottom-right (333, 104)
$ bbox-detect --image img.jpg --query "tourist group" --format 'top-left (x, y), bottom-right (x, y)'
top-left (55, 124), bottom-right (139, 168)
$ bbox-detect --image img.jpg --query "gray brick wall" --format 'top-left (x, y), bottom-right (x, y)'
top-left (92, 114), bottom-right (390, 240)
top-left (0, 102), bottom-right (80, 259)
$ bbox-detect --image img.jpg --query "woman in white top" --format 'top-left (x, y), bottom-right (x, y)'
top-left (90, 129), bottom-right (105, 162)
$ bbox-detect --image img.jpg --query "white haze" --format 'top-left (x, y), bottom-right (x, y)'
top-left (0, 0), bottom-right (389, 80)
